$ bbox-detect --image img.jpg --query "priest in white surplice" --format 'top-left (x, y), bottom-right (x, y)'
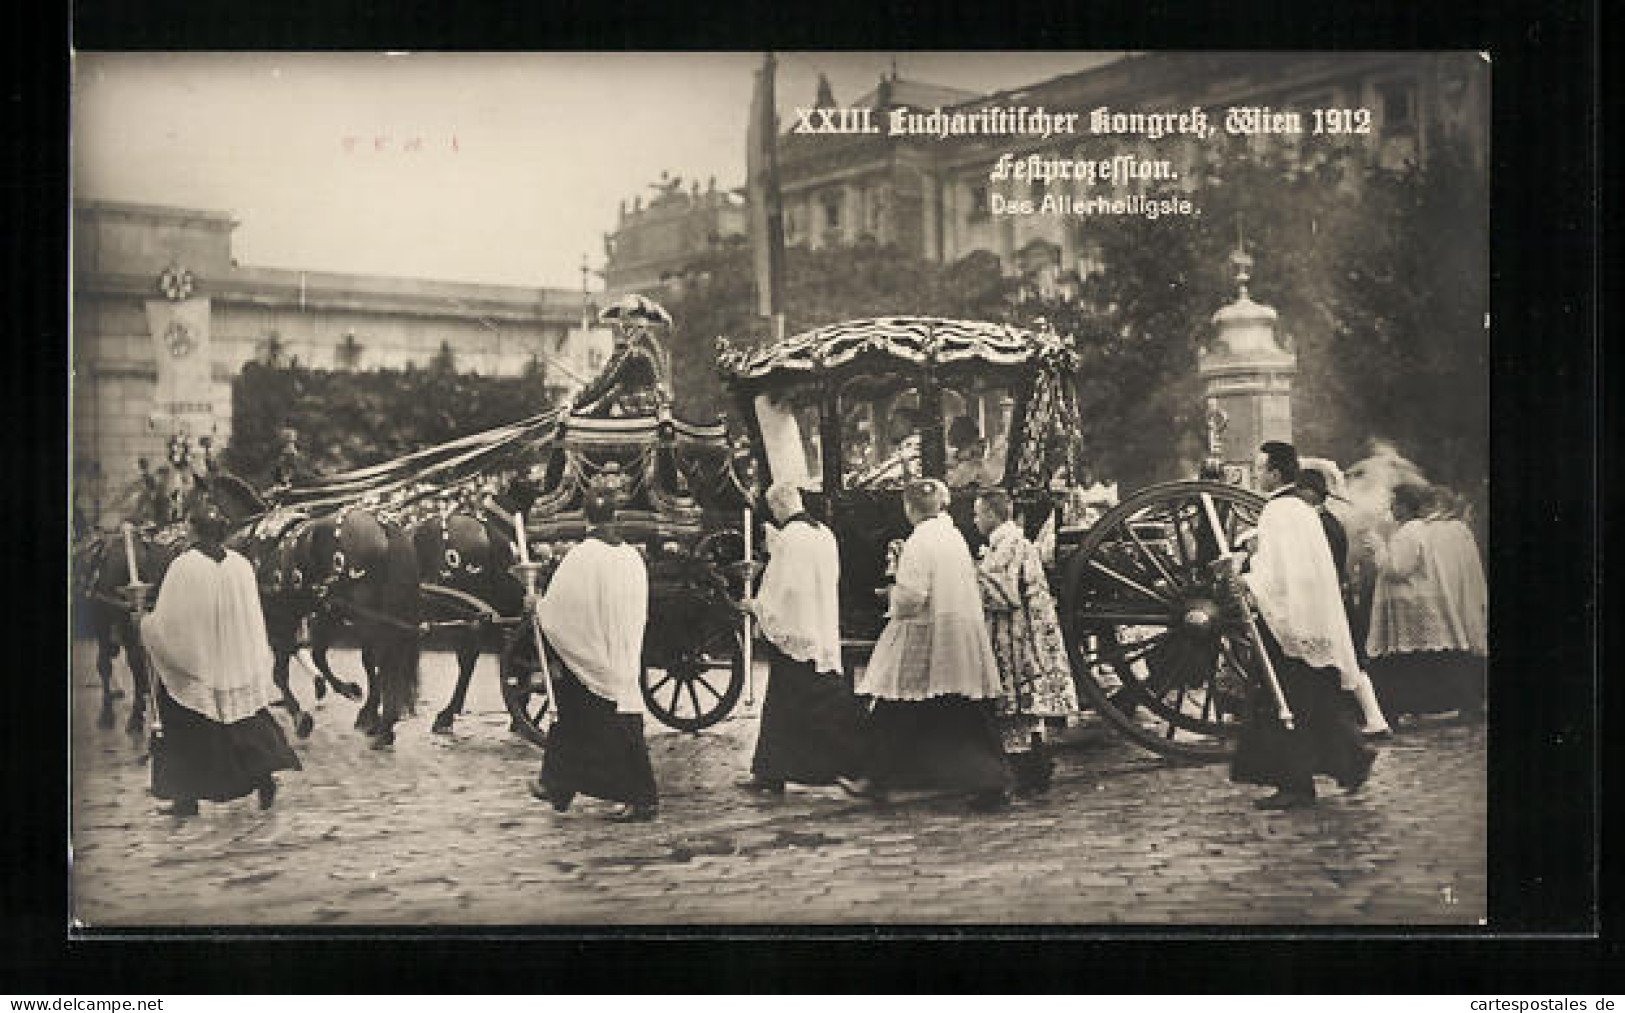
top-left (852, 479), bottom-right (1012, 811)
top-left (529, 475), bottom-right (658, 822)
top-left (737, 483), bottom-right (866, 794)
top-left (1229, 442), bottom-right (1377, 810)
top-left (139, 501), bottom-right (300, 819)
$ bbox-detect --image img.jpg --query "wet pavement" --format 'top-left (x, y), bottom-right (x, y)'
top-left (70, 641), bottom-right (1485, 927)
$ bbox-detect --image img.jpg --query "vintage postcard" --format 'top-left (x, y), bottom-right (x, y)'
top-left (69, 51), bottom-right (1490, 927)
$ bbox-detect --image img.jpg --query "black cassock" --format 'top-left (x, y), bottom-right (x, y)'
top-left (152, 685), bottom-right (300, 804)
top-left (540, 658), bottom-right (659, 808)
top-left (1229, 623), bottom-right (1371, 798)
top-left (750, 642), bottom-right (867, 786)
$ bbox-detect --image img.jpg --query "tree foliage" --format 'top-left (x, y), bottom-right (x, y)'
top-left (224, 356), bottom-right (557, 489)
top-left (1013, 134), bottom-right (1487, 497)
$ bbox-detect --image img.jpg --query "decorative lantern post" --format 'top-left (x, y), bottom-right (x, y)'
top-left (1197, 245), bottom-right (1295, 490)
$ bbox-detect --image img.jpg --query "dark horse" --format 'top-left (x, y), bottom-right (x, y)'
top-left (72, 441), bottom-right (256, 737)
top-left (243, 506), bottom-right (423, 747)
top-left (73, 528), bottom-right (184, 736)
top-left (408, 482), bottom-right (539, 736)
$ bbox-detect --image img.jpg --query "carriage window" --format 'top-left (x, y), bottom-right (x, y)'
top-left (751, 394), bottom-right (822, 490)
top-left (840, 380), bottom-right (923, 488)
top-left (943, 383), bottom-right (1014, 488)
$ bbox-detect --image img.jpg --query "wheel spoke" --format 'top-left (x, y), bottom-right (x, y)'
top-left (647, 671), bottom-right (676, 698)
top-left (1138, 642), bottom-right (1177, 695)
top-left (685, 680), bottom-right (704, 720)
top-left (692, 672), bottom-right (722, 702)
top-left (1164, 687), bottom-right (1190, 739)
top-left (664, 677), bottom-right (685, 716)
top-left (1089, 560), bottom-right (1171, 604)
top-left (1107, 631), bottom-right (1169, 666)
top-left (1167, 506), bottom-right (1196, 574)
top-left (1198, 493), bottom-right (1233, 557)
top-left (1124, 522), bottom-right (1180, 591)
top-left (1079, 609), bottom-right (1172, 626)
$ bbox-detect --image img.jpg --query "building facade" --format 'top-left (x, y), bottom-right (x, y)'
top-left (602, 53), bottom-right (1488, 296)
top-left (601, 174), bottom-right (747, 297)
top-left (72, 199), bottom-right (610, 521)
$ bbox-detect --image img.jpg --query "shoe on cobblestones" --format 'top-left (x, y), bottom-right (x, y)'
top-left (530, 777), bottom-right (572, 812)
top-left (1339, 747), bottom-right (1378, 793)
top-left (967, 789), bottom-right (1011, 813)
top-left (160, 799), bottom-right (199, 818)
top-left (608, 804), bottom-right (657, 823)
top-left (836, 776), bottom-right (885, 802)
top-left (736, 776), bottom-right (785, 795)
top-left (257, 777), bottom-right (277, 810)
top-left (1252, 790), bottom-right (1315, 811)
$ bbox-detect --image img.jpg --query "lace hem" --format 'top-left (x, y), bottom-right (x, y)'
top-left (765, 630), bottom-right (842, 674)
top-left (1271, 633), bottom-right (1358, 689)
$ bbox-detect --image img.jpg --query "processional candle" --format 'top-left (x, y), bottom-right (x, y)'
top-left (513, 511), bottom-right (530, 565)
top-left (121, 522), bottom-right (142, 585)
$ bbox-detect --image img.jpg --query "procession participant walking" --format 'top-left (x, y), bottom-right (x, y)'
top-left (1229, 442), bottom-right (1374, 811)
top-left (737, 483), bottom-right (865, 794)
top-left (1420, 486), bottom-right (1488, 720)
top-left (971, 488), bottom-right (1079, 794)
top-left (529, 475), bottom-right (658, 822)
top-left (1365, 483), bottom-right (1482, 720)
top-left (849, 479), bottom-right (1012, 812)
top-left (138, 501), bottom-right (300, 819)
top-left (1296, 468), bottom-right (1393, 739)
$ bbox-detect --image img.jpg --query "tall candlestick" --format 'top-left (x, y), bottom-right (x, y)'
top-left (121, 523), bottom-right (141, 585)
top-left (513, 511), bottom-right (530, 565)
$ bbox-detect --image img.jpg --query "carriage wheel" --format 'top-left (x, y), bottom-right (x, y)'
top-left (499, 616), bottom-right (552, 748)
top-left (640, 623), bottom-right (746, 734)
top-left (1061, 480), bottom-right (1267, 761)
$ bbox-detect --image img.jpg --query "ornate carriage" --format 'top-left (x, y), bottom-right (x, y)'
top-left (259, 296), bottom-right (757, 743)
top-left (717, 316), bottom-right (1270, 760)
top-left (492, 402), bottom-right (756, 741)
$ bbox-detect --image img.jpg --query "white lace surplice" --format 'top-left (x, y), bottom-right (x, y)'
top-left (142, 548), bottom-right (278, 724)
top-left (1244, 494), bottom-right (1363, 690)
top-left (1424, 518), bottom-right (1488, 656)
top-left (1367, 519), bottom-right (1459, 658)
top-left (858, 515), bottom-right (1003, 701)
top-left (756, 519), bottom-right (843, 675)
top-left (538, 538), bottom-right (649, 714)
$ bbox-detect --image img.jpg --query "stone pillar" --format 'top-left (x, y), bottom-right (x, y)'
top-left (1197, 249), bottom-right (1294, 489)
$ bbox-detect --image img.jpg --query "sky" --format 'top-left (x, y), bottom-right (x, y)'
top-left (72, 51), bottom-right (1122, 290)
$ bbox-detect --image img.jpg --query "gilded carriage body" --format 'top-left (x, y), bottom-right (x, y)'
top-left (263, 296), bottom-right (758, 740)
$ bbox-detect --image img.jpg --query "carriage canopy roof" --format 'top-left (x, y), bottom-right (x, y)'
top-left (716, 316), bottom-right (1075, 393)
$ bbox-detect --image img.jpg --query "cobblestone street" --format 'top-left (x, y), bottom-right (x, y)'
top-left (70, 642), bottom-right (1486, 927)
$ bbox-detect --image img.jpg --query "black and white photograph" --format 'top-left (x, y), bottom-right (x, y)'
top-left (67, 50), bottom-right (1495, 927)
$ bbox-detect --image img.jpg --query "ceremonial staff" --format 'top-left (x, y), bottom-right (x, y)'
top-left (740, 499), bottom-right (756, 708)
top-left (119, 523), bottom-right (166, 761)
top-left (1199, 493), bottom-right (1294, 729)
top-left (735, 453), bottom-right (763, 709)
top-left (510, 510), bottom-right (557, 726)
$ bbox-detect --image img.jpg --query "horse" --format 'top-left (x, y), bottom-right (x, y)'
top-left (246, 505), bottom-right (422, 748)
top-left (72, 527), bottom-right (186, 736)
top-left (71, 447), bottom-right (245, 737)
top-left (408, 481), bottom-right (539, 736)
